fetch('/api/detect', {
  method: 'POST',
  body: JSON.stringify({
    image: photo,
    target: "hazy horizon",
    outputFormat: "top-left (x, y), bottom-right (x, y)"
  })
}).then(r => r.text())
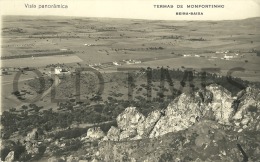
top-left (2, 15), bottom-right (260, 22)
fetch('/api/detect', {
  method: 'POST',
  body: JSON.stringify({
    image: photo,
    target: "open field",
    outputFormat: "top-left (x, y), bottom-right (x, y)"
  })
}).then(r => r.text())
top-left (2, 16), bottom-right (260, 63)
top-left (1, 55), bottom-right (83, 67)
top-left (123, 55), bottom-right (260, 82)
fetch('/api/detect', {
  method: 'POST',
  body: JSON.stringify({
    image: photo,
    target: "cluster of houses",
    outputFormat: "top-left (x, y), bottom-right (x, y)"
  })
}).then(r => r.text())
top-left (215, 50), bottom-right (240, 60)
top-left (123, 59), bottom-right (142, 64)
top-left (221, 53), bottom-right (239, 60)
top-left (112, 59), bottom-right (142, 66)
top-left (84, 43), bottom-right (93, 46)
top-left (53, 66), bottom-right (70, 75)
top-left (182, 50), bottom-right (241, 60)
top-left (183, 54), bottom-right (202, 58)
top-left (47, 66), bottom-right (70, 75)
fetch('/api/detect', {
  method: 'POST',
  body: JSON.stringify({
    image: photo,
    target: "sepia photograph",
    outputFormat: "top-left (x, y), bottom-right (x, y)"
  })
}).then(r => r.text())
top-left (0, 0), bottom-right (260, 161)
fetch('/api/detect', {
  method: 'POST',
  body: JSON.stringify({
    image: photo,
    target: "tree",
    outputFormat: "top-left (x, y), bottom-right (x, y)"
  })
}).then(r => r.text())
top-left (21, 105), bottom-right (28, 111)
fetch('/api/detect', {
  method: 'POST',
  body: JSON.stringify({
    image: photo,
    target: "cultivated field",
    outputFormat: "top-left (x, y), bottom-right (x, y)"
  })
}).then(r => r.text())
top-left (2, 55), bottom-right (83, 67)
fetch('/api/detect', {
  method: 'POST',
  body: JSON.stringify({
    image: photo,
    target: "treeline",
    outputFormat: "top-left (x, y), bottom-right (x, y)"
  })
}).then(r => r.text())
top-left (1, 104), bottom-right (114, 139)
top-left (1, 67), bottom-right (257, 140)
top-left (142, 67), bottom-right (254, 96)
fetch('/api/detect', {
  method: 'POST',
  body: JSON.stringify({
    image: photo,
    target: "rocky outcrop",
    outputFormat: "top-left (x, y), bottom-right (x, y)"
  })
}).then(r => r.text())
top-left (232, 87), bottom-right (260, 132)
top-left (103, 107), bottom-right (146, 141)
top-left (25, 141), bottom-right (39, 155)
top-left (23, 129), bottom-right (40, 157)
top-left (98, 120), bottom-right (260, 162)
top-left (206, 84), bottom-right (234, 124)
top-left (5, 151), bottom-right (14, 162)
top-left (48, 157), bottom-right (66, 162)
top-left (86, 127), bottom-right (105, 140)
top-left (48, 156), bottom-right (80, 162)
top-left (66, 155), bottom-right (79, 162)
top-left (149, 91), bottom-right (206, 138)
top-left (119, 129), bottom-right (137, 140)
top-left (116, 107), bottom-right (145, 131)
top-left (136, 110), bottom-right (161, 137)
top-left (25, 128), bottom-right (39, 141)
top-left (104, 84), bottom-right (260, 141)
top-left (103, 126), bottom-right (120, 141)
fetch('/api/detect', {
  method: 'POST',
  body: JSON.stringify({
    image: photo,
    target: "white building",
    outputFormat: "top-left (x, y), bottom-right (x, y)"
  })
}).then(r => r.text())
top-left (224, 54), bottom-right (234, 60)
top-left (54, 67), bottom-right (62, 74)
top-left (54, 66), bottom-right (70, 75)
top-left (113, 61), bottom-right (121, 66)
top-left (126, 59), bottom-right (142, 64)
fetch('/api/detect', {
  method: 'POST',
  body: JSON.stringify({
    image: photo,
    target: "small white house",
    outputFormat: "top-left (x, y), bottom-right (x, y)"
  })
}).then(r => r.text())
top-left (224, 54), bottom-right (234, 60)
top-left (113, 61), bottom-right (121, 66)
top-left (55, 67), bottom-right (62, 74)
top-left (54, 66), bottom-right (70, 75)
top-left (126, 59), bottom-right (141, 64)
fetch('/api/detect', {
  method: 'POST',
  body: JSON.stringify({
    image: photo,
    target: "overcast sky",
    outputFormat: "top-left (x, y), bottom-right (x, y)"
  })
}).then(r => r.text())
top-left (0, 0), bottom-right (260, 20)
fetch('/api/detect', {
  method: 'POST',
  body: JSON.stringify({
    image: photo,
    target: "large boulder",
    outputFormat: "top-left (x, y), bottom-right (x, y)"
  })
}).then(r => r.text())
top-left (104, 126), bottom-right (121, 141)
top-left (116, 107), bottom-right (145, 131)
top-left (25, 141), bottom-right (39, 156)
top-left (25, 128), bottom-right (39, 141)
top-left (232, 87), bottom-right (260, 131)
top-left (137, 110), bottom-right (161, 137)
top-left (119, 129), bottom-right (137, 141)
top-left (86, 127), bottom-right (105, 140)
top-left (48, 157), bottom-right (66, 162)
top-left (206, 84), bottom-right (234, 124)
top-left (5, 151), bottom-right (14, 162)
top-left (233, 87), bottom-right (260, 120)
top-left (66, 155), bottom-right (79, 162)
top-left (149, 92), bottom-right (204, 138)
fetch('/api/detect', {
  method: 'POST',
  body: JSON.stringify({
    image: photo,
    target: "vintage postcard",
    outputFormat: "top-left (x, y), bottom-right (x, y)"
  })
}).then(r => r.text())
top-left (0, 0), bottom-right (260, 161)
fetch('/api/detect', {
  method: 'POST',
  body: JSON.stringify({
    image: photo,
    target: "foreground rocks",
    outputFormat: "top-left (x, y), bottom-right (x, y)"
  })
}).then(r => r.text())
top-left (103, 84), bottom-right (260, 142)
top-left (206, 84), bottom-right (234, 124)
top-left (3, 84), bottom-right (259, 162)
top-left (99, 120), bottom-right (260, 162)
top-left (232, 87), bottom-right (260, 132)
top-left (4, 151), bottom-right (14, 162)
top-left (86, 127), bottom-right (105, 140)
top-left (98, 84), bottom-right (260, 161)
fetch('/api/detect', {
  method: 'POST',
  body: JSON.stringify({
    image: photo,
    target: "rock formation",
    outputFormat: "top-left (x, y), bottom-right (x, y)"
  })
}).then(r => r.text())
top-left (149, 91), bottom-right (205, 138)
top-left (86, 127), bottom-right (105, 140)
top-left (25, 141), bottom-right (39, 155)
top-left (103, 84), bottom-right (260, 141)
top-left (25, 128), bottom-right (39, 141)
top-left (232, 86), bottom-right (260, 132)
top-left (5, 151), bottom-right (14, 162)
top-left (206, 84), bottom-right (234, 124)
top-left (116, 107), bottom-right (145, 131)
top-left (103, 126), bottom-right (120, 141)
top-left (137, 110), bottom-right (161, 137)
